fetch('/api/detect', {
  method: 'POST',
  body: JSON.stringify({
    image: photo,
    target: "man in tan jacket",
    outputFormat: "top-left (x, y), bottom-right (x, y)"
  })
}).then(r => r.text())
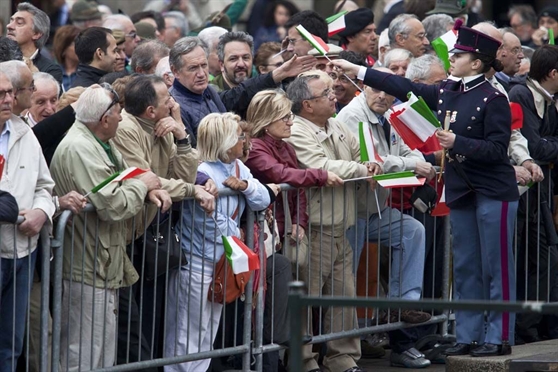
top-left (111, 75), bottom-right (215, 367)
top-left (50, 84), bottom-right (167, 371)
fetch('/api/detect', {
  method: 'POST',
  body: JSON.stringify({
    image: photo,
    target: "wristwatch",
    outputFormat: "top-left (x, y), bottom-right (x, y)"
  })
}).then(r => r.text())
top-left (177, 134), bottom-right (190, 146)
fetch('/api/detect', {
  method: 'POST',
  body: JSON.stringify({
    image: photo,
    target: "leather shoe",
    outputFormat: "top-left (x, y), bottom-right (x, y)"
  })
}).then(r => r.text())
top-left (390, 347), bottom-right (431, 368)
top-left (470, 343), bottom-right (511, 357)
top-left (444, 342), bottom-right (478, 356)
top-left (360, 340), bottom-right (386, 359)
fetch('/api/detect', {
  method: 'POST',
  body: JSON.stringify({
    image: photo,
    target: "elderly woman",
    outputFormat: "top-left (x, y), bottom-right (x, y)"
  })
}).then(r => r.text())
top-left (164, 113), bottom-right (271, 372)
top-left (244, 89), bottom-right (343, 261)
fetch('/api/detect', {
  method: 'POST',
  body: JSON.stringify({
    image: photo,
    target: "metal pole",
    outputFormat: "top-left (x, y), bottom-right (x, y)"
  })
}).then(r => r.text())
top-left (242, 209), bottom-right (256, 372)
top-left (440, 214), bottom-right (451, 337)
top-left (288, 281), bottom-right (306, 372)
top-left (39, 227), bottom-right (51, 372)
top-left (254, 211), bottom-right (266, 372)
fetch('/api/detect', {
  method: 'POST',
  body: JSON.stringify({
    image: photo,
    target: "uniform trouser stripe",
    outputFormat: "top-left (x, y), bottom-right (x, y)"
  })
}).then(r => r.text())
top-left (500, 201), bottom-right (510, 342)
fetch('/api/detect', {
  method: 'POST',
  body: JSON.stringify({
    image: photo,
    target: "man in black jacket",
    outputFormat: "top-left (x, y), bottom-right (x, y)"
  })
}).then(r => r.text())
top-left (6, 3), bottom-right (62, 84)
top-left (72, 27), bottom-right (118, 88)
top-left (509, 44), bottom-right (558, 343)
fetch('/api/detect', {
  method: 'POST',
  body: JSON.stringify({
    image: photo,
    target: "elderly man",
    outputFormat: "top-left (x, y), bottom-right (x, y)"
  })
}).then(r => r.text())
top-left (388, 14), bottom-right (429, 58)
top-left (72, 27), bottom-right (118, 88)
top-left (509, 45), bottom-right (558, 344)
top-left (338, 8), bottom-right (378, 66)
top-left (0, 61), bottom-right (34, 117)
top-left (198, 26), bottom-right (228, 79)
top-left (25, 72), bottom-right (59, 126)
top-left (495, 28), bottom-right (525, 90)
top-left (422, 14), bottom-right (455, 43)
top-left (103, 14), bottom-right (141, 60)
top-left (131, 40), bottom-right (170, 74)
top-left (0, 70), bottom-right (55, 372)
top-left (338, 67), bottom-right (432, 369)
top-left (70, 0), bottom-right (103, 30)
top-left (112, 75), bottom-right (214, 368)
top-left (170, 36), bottom-right (313, 147)
top-left (6, 2), bottom-right (62, 83)
top-left (383, 48), bottom-right (413, 77)
top-left (50, 84), bottom-right (167, 371)
top-left (285, 71), bottom-right (383, 372)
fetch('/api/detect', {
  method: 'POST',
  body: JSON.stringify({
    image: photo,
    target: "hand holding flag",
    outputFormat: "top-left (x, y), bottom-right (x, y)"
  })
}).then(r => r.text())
top-left (84, 167), bottom-right (149, 197)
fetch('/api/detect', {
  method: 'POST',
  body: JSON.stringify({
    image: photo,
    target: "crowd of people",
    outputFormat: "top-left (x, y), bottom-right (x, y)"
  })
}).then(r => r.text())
top-left (0, 0), bottom-right (557, 371)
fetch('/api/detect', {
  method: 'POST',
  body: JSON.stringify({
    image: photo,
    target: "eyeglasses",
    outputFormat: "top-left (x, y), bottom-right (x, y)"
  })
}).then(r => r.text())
top-left (238, 133), bottom-right (246, 141)
top-left (328, 72), bottom-right (357, 84)
top-left (508, 47), bottom-right (523, 55)
top-left (99, 83), bottom-right (120, 121)
top-left (280, 112), bottom-right (295, 123)
top-left (125, 31), bottom-right (137, 39)
top-left (414, 32), bottom-right (427, 40)
top-left (262, 62), bottom-right (284, 68)
top-left (306, 88), bottom-right (334, 101)
top-left (0, 89), bottom-right (14, 102)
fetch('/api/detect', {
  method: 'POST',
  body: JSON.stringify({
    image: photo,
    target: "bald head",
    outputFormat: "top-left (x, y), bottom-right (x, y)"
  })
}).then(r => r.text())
top-left (472, 22), bottom-right (503, 43)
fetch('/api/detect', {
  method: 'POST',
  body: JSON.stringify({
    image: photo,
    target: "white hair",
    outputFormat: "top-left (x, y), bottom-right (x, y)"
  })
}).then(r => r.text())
top-left (102, 14), bottom-right (131, 31)
top-left (33, 72), bottom-right (61, 97)
top-left (155, 56), bottom-right (172, 77)
top-left (379, 29), bottom-right (390, 48)
top-left (198, 26), bottom-right (228, 53)
top-left (405, 54), bottom-right (445, 82)
top-left (75, 86), bottom-right (113, 124)
top-left (384, 48), bottom-right (413, 68)
top-left (0, 61), bottom-right (30, 89)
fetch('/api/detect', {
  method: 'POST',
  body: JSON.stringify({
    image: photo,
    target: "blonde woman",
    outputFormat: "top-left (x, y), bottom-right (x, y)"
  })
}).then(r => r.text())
top-left (164, 113), bottom-right (271, 372)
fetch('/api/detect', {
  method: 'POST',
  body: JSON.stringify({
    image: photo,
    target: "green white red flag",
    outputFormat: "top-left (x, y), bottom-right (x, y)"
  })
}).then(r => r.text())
top-left (372, 171), bottom-right (426, 189)
top-left (223, 235), bottom-right (260, 274)
top-left (359, 121), bottom-right (383, 163)
top-left (296, 25), bottom-right (330, 56)
top-left (86, 167), bottom-right (148, 197)
top-left (387, 92), bottom-right (441, 152)
top-left (431, 29), bottom-right (458, 71)
top-left (326, 11), bottom-right (347, 37)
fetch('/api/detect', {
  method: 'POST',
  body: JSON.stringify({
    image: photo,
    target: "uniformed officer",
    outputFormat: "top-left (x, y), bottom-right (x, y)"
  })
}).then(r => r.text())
top-left (331, 20), bottom-right (519, 357)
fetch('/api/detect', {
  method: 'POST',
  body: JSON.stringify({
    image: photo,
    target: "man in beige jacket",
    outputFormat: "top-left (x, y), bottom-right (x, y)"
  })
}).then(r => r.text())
top-left (285, 71), bottom-right (382, 372)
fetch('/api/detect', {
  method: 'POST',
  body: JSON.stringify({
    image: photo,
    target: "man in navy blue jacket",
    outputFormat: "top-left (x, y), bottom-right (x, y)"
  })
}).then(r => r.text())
top-left (169, 36), bottom-right (314, 147)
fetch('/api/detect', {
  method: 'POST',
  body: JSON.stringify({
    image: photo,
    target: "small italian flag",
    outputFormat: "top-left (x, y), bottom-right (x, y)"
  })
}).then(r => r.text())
top-left (326, 11), bottom-right (347, 37)
top-left (85, 167), bottom-right (148, 197)
top-left (359, 121), bottom-right (383, 163)
top-left (223, 235), bottom-right (260, 274)
top-left (372, 171), bottom-right (426, 189)
top-left (431, 29), bottom-right (458, 71)
top-left (387, 92), bottom-right (441, 152)
top-left (296, 24), bottom-right (330, 56)
top-left (431, 183), bottom-right (449, 216)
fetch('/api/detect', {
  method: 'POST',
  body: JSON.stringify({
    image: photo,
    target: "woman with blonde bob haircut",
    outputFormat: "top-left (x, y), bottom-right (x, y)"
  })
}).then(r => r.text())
top-left (244, 90), bottom-right (343, 265)
top-left (165, 112), bottom-right (271, 372)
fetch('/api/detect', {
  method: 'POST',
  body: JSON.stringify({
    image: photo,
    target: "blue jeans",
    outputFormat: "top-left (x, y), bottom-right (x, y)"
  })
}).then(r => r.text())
top-left (346, 207), bottom-right (426, 300)
top-left (0, 249), bottom-right (38, 372)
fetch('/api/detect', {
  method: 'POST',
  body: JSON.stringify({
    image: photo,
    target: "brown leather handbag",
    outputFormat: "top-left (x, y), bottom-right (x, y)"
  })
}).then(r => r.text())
top-left (208, 256), bottom-right (250, 304)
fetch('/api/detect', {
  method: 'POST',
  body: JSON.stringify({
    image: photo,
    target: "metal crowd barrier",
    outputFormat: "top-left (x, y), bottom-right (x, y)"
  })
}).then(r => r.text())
top-left (3, 172), bottom-right (558, 371)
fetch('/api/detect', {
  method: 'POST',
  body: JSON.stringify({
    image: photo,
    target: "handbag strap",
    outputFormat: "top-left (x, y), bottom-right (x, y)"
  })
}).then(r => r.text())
top-left (231, 161), bottom-right (240, 220)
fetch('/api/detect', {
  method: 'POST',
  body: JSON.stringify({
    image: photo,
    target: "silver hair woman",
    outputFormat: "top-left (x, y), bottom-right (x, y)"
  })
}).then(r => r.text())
top-left (164, 112), bottom-right (271, 372)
